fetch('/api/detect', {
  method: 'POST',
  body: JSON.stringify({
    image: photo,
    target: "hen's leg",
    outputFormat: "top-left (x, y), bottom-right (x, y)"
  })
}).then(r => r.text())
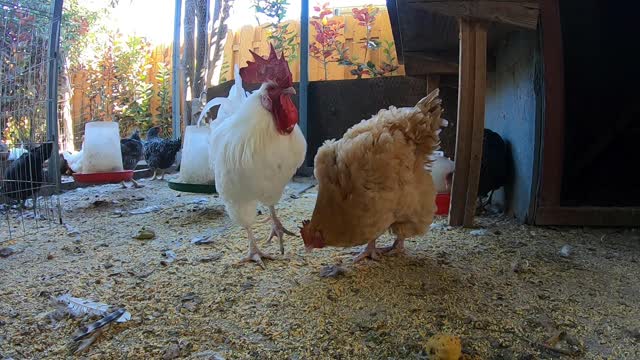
top-left (265, 205), bottom-right (295, 255)
top-left (353, 240), bottom-right (381, 262)
top-left (159, 169), bottom-right (165, 180)
top-left (380, 237), bottom-right (405, 255)
top-left (120, 181), bottom-right (128, 189)
top-left (150, 169), bottom-right (157, 180)
top-left (237, 226), bottom-right (275, 269)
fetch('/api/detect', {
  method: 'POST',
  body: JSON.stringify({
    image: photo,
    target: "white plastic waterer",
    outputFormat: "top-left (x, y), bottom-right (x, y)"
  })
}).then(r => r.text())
top-left (178, 125), bottom-right (214, 184)
top-left (82, 121), bottom-right (124, 173)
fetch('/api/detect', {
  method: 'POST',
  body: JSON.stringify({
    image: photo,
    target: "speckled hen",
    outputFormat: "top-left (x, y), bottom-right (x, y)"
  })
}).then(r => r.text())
top-left (143, 126), bottom-right (181, 180)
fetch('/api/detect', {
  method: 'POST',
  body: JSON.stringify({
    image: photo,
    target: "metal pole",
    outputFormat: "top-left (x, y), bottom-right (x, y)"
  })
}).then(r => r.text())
top-left (172, 0), bottom-right (183, 140)
top-left (46, 0), bottom-right (64, 191)
top-left (299, 0), bottom-right (309, 164)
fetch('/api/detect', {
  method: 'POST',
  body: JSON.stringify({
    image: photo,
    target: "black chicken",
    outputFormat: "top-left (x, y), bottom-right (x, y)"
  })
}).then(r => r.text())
top-left (143, 126), bottom-right (181, 180)
top-left (120, 130), bottom-right (145, 188)
top-left (478, 129), bottom-right (509, 207)
top-left (1, 142), bottom-right (53, 208)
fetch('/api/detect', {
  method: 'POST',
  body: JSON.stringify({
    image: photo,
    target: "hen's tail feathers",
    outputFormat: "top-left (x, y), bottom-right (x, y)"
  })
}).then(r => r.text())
top-left (412, 88), bottom-right (448, 161)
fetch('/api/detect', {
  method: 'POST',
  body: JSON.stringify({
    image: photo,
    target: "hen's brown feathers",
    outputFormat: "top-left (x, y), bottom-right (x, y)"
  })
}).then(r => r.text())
top-left (307, 89), bottom-right (446, 248)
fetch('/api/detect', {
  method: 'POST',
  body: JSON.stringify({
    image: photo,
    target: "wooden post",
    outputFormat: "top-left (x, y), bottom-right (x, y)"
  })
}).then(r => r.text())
top-left (299, 0), bottom-right (309, 145)
top-left (172, 0), bottom-right (182, 139)
top-left (449, 19), bottom-right (487, 227)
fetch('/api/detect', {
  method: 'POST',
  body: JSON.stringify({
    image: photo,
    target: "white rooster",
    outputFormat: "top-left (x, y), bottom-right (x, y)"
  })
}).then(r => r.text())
top-left (205, 45), bottom-right (306, 268)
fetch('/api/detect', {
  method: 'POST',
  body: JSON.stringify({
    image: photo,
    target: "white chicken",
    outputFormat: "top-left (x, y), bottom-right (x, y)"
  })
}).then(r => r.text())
top-left (205, 45), bottom-right (306, 268)
top-left (430, 151), bottom-right (455, 193)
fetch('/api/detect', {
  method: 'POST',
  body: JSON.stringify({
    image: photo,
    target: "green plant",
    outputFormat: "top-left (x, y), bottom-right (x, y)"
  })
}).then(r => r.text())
top-left (1, 0), bottom-right (100, 144)
top-left (381, 40), bottom-right (399, 75)
top-left (337, 6), bottom-right (399, 79)
top-left (219, 60), bottom-right (231, 82)
top-left (309, 2), bottom-right (345, 80)
top-left (155, 62), bottom-right (173, 136)
top-left (253, 0), bottom-right (298, 62)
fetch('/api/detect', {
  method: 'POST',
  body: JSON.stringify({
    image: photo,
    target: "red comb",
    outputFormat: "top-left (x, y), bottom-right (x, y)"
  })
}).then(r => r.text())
top-left (239, 44), bottom-right (293, 88)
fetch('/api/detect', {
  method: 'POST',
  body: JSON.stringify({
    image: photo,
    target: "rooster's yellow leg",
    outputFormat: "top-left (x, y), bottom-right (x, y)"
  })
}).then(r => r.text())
top-left (237, 226), bottom-right (275, 269)
top-left (353, 240), bottom-right (381, 262)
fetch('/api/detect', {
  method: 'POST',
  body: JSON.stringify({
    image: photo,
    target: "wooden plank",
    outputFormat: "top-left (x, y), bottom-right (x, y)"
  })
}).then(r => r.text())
top-left (535, 206), bottom-right (640, 227)
top-left (535, 0), bottom-right (565, 210)
top-left (403, 52), bottom-right (459, 75)
top-left (409, 1), bottom-right (539, 29)
top-left (449, 19), bottom-right (475, 226)
top-left (462, 21), bottom-right (487, 227)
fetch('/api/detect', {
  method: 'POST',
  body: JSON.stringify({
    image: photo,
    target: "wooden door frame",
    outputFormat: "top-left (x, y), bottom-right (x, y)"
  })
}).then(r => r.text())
top-left (533, 0), bottom-right (640, 226)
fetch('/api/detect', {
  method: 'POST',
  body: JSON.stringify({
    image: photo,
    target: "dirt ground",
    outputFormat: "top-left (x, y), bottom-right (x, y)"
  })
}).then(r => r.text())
top-left (1, 176), bottom-right (639, 360)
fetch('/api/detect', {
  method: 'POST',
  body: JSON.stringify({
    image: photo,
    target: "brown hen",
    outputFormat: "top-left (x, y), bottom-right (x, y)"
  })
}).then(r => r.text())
top-left (301, 89), bottom-right (447, 261)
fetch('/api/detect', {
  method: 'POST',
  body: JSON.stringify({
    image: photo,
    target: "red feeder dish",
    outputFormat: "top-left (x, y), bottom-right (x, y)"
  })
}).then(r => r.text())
top-left (435, 193), bottom-right (450, 215)
top-left (73, 170), bottom-right (134, 184)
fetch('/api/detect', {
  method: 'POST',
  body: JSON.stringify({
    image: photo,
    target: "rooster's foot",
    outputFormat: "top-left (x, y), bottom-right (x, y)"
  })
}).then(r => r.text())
top-left (379, 238), bottom-right (405, 256)
top-left (236, 250), bottom-right (275, 269)
top-left (265, 206), bottom-right (296, 255)
top-left (266, 222), bottom-right (295, 254)
top-left (353, 241), bottom-right (381, 262)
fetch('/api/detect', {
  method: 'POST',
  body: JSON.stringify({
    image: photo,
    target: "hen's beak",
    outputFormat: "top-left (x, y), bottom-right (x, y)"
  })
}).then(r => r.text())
top-left (283, 87), bottom-right (296, 95)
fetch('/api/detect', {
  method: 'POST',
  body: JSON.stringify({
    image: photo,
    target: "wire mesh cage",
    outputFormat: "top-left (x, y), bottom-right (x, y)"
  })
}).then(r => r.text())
top-left (1, 0), bottom-right (62, 240)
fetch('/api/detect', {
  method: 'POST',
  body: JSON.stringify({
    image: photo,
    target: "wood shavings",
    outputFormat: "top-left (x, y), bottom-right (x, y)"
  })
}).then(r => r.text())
top-left (1, 180), bottom-right (638, 359)
top-left (0, 246), bottom-right (15, 258)
top-left (132, 227), bottom-right (156, 240)
top-left (64, 223), bottom-right (80, 236)
top-left (319, 264), bottom-right (346, 278)
top-left (129, 205), bottom-right (162, 215)
top-left (191, 234), bottom-right (214, 245)
top-left (425, 333), bottom-right (462, 360)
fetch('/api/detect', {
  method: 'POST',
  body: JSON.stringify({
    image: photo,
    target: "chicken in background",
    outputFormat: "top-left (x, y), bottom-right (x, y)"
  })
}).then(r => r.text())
top-left (1, 142), bottom-right (54, 208)
top-left (61, 135), bottom-right (85, 174)
top-left (478, 128), bottom-right (508, 208)
top-left (301, 89), bottom-right (446, 261)
top-left (143, 126), bottom-right (181, 180)
top-left (430, 152), bottom-right (455, 193)
top-left (119, 130), bottom-right (144, 188)
top-left (207, 45), bottom-right (306, 268)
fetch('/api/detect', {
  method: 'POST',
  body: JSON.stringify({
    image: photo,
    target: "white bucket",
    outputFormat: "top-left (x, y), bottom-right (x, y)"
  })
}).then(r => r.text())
top-left (178, 125), bottom-right (214, 184)
top-left (82, 121), bottom-right (123, 173)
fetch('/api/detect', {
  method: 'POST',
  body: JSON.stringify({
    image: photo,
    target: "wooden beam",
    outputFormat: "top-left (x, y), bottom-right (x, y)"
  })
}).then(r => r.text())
top-left (463, 22), bottom-right (487, 226)
top-left (409, 1), bottom-right (539, 30)
top-left (535, 206), bottom-right (640, 227)
top-left (403, 52), bottom-right (459, 75)
top-left (536, 0), bottom-right (565, 209)
top-left (449, 19), bottom-right (487, 227)
top-left (449, 19), bottom-right (474, 226)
